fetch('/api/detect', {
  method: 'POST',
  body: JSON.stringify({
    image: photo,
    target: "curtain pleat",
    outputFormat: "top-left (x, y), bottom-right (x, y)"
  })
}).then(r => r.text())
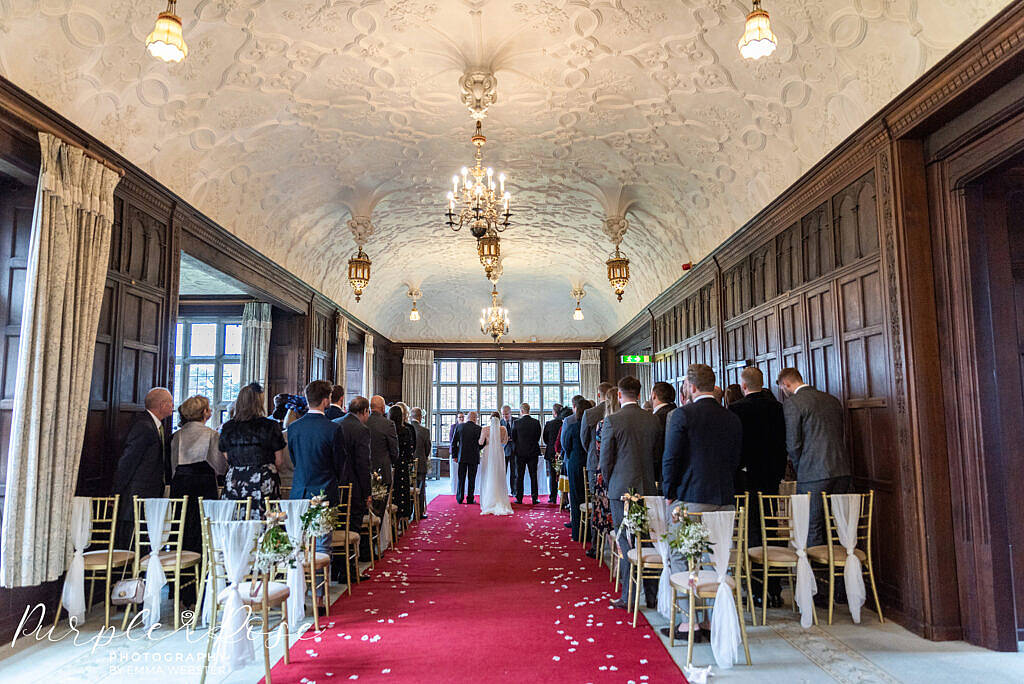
top-left (1, 132), bottom-right (120, 586)
top-left (363, 333), bottom-right (375, 397)
top-left (580, 348), bottom-right (602, 402)
top-left (336, 317), bottom-right (349, 387)
top-left (401, 349), bottom-right (434, 422)
top-left (240, 302), bottom-right (272, 391)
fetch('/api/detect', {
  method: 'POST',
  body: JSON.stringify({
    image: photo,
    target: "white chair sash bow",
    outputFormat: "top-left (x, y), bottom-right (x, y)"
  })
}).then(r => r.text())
top-left (200, 500), bottom-right (245, 626)
top-left (142, 498), bottom-right (171, 629)
top-left (277, 499), bottom-right (310, 629)
top-left (830, 494), bottom-right (866, 623)
top-left (703, 510), bottom-right (741, 669)
top-left (380, 507), bottom-right (392, 550)
top-left (212, 520), bottom-right (261, 672)
top-left (643, 496), bottom-right (673, 618)
top-left (60, 497), bottom-right (92, 624)
top-left (789, 494), bottom-right (816, 628)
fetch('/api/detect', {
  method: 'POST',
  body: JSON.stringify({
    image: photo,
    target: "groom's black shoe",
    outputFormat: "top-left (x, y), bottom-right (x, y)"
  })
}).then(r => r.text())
top-left (610, 599), bottom-right (628, 610)
top-left (467, 498), bottom-right (476, 504)
top-left (515, 499), bottom-right (524, 504)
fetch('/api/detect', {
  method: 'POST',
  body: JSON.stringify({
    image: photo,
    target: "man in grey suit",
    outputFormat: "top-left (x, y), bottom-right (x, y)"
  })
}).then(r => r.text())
top-left (600, 375), bottom-right (662, 610)
top-left (367, 395), bottom-right (399, 491)
top-left (581, 381), bottom-right (614, 489)
top-left (410, 407), bottom-right (432, 518)
top-left (776, 367), bottom-right (852, 547)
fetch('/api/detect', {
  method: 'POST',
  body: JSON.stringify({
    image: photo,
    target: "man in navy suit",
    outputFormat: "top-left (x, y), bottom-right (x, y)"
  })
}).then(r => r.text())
top-left (289, 380), bottom-right (343, 551)
top-left (451, 412), bottom-right (483, 504)
top-left (325, 384), bottom-right (346, 420)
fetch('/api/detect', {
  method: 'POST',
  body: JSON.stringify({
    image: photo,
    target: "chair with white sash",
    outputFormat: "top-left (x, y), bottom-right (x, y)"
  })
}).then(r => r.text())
top-left (808, 491), bottom-right (883, 625)
top-left (199, 519), bottom-right (291, 684)
top-left (124, 496), bottom-right (202, 631)
top-left (748, 493), bottom-right (818, 626)
top-left (668, 507), bottom-right (751, 669)
top-left (53, 496), bottom-right (132, 628)
top-left (196, 497), bottom-right (252, 627)
top-left (332, 484), bottom-right (361, 594)
top-left (267, 498), bottom-right (331, 631)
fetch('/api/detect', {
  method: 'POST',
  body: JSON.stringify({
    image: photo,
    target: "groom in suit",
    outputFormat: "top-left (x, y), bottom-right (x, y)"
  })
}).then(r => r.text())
top-left (451, 411), bottom-right (482, 504)
top-left (510, 403), bottom-right (542, 504)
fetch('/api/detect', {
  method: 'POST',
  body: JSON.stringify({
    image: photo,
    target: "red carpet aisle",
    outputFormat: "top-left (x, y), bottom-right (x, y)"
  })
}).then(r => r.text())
top-left (267, 495), bottom-right (686, 683)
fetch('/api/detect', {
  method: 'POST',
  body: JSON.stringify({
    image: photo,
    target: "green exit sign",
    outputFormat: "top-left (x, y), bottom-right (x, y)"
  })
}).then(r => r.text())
top-left (620, 355), bottom-right (651, 364)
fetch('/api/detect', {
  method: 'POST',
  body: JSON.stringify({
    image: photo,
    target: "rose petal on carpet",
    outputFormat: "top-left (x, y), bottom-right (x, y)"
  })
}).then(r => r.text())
top-left (265, 494), bottom-right (686, 683)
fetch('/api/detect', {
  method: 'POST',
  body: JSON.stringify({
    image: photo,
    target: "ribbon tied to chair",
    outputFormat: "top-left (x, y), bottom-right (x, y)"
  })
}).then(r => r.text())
top-left (703, 510), bottom-right (741, 669)
top-left (60, 496), bottom-right (93, 624)
top-left (212, 520), bottom-right (261, 672)
top-left (789, 493), bottom-right (817, 628)
top-left (830, 493), bottom-right (866, 623)
top-left (277, 499), bottom-right (310, 629)
top-left (642, 496), bottom-right (673, 618)
top-left (142, 498), bottom-right (172, 629)
top-left (200, 500), bottom-right (245, 626)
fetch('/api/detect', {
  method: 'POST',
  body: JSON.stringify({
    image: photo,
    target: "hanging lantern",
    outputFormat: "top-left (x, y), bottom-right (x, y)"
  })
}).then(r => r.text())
top-left (146, 0), bottom-right (188, 63)
top-left (347, 248), bottom-right (371, 302)
top-left (606, 247), bottom-right (630, 302)
top-left (477, 231), bottom-right (501, 273)
top-left (571, 286), bottom-right (586, 321)
top-left (738, 0), bottom-right (777, 60)
top-left (409, 301), bottom-right (421, 321)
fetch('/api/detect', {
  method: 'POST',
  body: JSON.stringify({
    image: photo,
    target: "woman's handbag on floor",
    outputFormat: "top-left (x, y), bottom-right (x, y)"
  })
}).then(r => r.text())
top-left (110, 528), bottom-right (145, 605)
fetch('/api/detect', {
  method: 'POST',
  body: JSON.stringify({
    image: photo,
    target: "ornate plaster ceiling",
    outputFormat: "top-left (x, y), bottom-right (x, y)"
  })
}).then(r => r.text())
top-left (0, 0), bottom-right (1010, 342)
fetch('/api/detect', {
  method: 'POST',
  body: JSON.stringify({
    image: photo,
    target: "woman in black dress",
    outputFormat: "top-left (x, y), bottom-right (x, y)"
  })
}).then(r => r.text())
top-left (389, 404), bottom-right (415, 520)
top-left (219, 383), bottom-right (286, 509)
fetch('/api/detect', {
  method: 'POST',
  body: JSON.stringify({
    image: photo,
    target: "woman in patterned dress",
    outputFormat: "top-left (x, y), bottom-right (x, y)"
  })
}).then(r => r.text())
top-left (390, 403), bottom-right (416, 520)
top-left (590, 391), bottom-right (619, 553)
top-left (219, 383), bottom-right (286, 509)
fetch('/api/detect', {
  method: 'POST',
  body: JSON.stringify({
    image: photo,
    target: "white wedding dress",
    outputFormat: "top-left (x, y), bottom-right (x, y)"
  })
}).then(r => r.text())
top-left (479, 416), bottom-right (514, 516)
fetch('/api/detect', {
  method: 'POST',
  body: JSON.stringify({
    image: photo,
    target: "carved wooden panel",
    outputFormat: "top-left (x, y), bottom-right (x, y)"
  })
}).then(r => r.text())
top-left (802, 202), bottom-right (835, 283)
top-left (751, 307), bottom-right (780, 392)
top-left (776, 222), bottom-right (802, 294)
top-left (723, 320), bottom-right (751, 387)
top-left (834, 170), bottom-right (880, 267)
top-left (805, 286), bottom-right (841, 396)
top-left (120, 204), bottom-right (166, 289)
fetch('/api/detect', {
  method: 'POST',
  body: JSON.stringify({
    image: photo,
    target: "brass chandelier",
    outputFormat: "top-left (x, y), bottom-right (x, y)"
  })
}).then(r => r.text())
top-left (446, 121), bottom-right (512, 238)
top-left (477, 229), bottom-right (501, 281)
top-left (347, 248), bottom-right (371, 302)
top-left (606, 247), bottom-right (631, 302)
top-left (480, 285), bottom-right (510, 343)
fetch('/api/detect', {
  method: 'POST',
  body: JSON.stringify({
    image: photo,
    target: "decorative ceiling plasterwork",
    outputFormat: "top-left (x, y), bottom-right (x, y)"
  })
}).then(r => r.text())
top-left (0, 0), bottom-right (1009, 342)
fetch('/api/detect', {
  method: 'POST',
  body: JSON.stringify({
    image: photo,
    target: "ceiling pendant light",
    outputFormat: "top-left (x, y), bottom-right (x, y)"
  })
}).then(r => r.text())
top-left (738, 0), bottom-right (777, 60)
top-left (347, 248), bottom-right (371, 302)
top-left (480, 285), bottom-right (510, 343)
top-left (606, 247), bottom-right (631, 302)
top-left (407, 287), bottom-right (422, 321)
top-left (571, 286), bottom-right (586, 321)
top-left (146, 0), bottom-right (188, 63)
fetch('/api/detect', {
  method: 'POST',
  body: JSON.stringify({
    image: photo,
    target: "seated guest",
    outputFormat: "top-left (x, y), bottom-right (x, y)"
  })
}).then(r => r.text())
top-left (112, 387), bottom-right (173, 549)
top-left (220, 383), bottom-right (286, 509)
top-left (600, 376), bottom-right (661, 610)
top-left (542, 404), bottom-right (563, 504)
top-left (288, 380), bottom-right (341, 552)
top-left (390, 403), bottom-right (416, 519)
top-left (336, 396), bottom-right (373, 567)
top-left (410, 407), bottom-right (431, 519)
top-left (169, 395), bottom-right (227, 555)
top-left (325, 384), bottom-right (346, 420)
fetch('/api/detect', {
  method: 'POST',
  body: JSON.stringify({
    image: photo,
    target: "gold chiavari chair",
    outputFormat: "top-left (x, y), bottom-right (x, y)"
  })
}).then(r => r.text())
top-left (668, 507), bottom-right (752, 667)
top-left (626, 532), bottom-right (664, 628)
top-left (332, 484), bottom-right (361, 595)
top-left (579, 480), bottom-right (593, 548)
top-left (199, 518), bottom-right (291, 684)
top-left (408, 461), bottom-right (421, 523)
top-left (266, 498), bottom-right (331, 631)
top-left (123, 496), bottom-right (202, 631)
top-left (360, 487), bottom-right (387, 566)
top-left (748, 494), bottom-right (816, 626)
top-left (52, 496), bottom-right (132, 629)
top-left (195, 496), bottom-right (252, 625)
top-left (808, 490), bottom-right (884, 625)
top-left (733, 492), bottom-right (755, 622)
top-left (609, 530), bottom-right (624, 589)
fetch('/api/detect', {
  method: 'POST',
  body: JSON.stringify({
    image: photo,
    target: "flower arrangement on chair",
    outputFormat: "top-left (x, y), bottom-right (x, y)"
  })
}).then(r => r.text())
top-left (300, 493), bottom-right (339, 539)
top-left (252, 510), bottom-right (301, 594)
top-left (370, 471), bottom-right (389, 502)
top-left (618, 490), bottom-right (650, 539)
top-left (665, 504), bottom-right (714, 588)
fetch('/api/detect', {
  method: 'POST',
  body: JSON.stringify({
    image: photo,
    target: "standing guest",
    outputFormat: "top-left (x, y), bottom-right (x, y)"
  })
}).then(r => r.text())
top-left (600, 376), bottom-right (661, 610)
top-left (112, 387), bottom-right (174, 549)
top-left (367, 395), bottom-right (399, 488)
top-left (389, 404), bottom-right (416, 519)
top-left (650, 381), bottom-right (677, 490)
top-left (776, 367), bottom-right (851, 546)
top-left (410, 407), bottom-right (432, 519)
top-left (325, 385), bottom-right (346, 420)
top-left (642, 400), bottom-right (654, 411)
top-left (724, 383), bottom-right (744, 407)
top-left (500, 405), bottom-right (516, 492)
top-left (729, 366), bottom-right (787, 607)
top-left (336, 396), bottom-right (373, 568)
top-left (219, 383), bottom-right (287, 509)
top-left (451, 411), bottom-right (483, 504)
top-left (169, 395), bottom-right (227, 555)
top-left (510, 403), bottom-right (542, 504)
top-left (588, 390), bottom-right (619, 559)
top-left (288, 380), bottom-right (342, 553)
top-left (712, 385), bottom-right (725, 404)
top-left (561, 396), bottom-right (591, 541)
top-left (449, 412), bottom-right (465, 449)
top-left (582, 382), bottom-right (614, 491)
top-left (542, 404), bottom-right (564, 504)
top-left (662, 364), bottom-right (742, 512)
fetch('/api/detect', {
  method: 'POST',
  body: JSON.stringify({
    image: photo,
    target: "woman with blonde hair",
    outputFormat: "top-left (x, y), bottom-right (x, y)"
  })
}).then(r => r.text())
top-left (588, 391), bottom-right (619, 558)
top-left (218, 382), bottom-right (287, 506)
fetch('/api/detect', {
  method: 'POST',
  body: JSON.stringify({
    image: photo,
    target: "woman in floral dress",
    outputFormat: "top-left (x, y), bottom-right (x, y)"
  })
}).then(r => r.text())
top-left (219, 383), bottom-right (287, 510)
top-left (390, 404), bottom-right (416, 520)
top-left (591, 391), bottom-right (619, 553)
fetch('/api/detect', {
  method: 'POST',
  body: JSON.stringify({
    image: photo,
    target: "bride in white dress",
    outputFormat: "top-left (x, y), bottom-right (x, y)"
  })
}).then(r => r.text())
top-left (478, 412), bottom-right (514, 516)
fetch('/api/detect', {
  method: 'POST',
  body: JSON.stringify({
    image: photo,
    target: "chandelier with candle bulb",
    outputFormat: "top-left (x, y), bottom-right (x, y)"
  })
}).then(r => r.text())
top-left (480, 285), bottom-right (510, 343)
top-left (446, 121), bottom-right (512, 238)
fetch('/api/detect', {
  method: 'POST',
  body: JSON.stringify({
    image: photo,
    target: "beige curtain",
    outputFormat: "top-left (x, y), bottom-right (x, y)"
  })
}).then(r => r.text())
top-left (580, 348), bottom-right (602, 402)
top-left (363, 333), bottom-right (375, 397)
top-left (336, 316), bottom-right (349, 388)
top-left (240, 302), bottom-right (272, 390)
top-left (1, 133), bottom-right (119, 586)
top-left (401, 349), bottom-right (434, 422)
top-left (636, 361), bottom-right (653, 402)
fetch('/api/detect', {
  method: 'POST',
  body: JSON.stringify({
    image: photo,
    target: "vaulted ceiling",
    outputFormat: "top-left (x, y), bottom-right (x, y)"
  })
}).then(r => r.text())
top-left (0, 0), bottom-right (1009, 341)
